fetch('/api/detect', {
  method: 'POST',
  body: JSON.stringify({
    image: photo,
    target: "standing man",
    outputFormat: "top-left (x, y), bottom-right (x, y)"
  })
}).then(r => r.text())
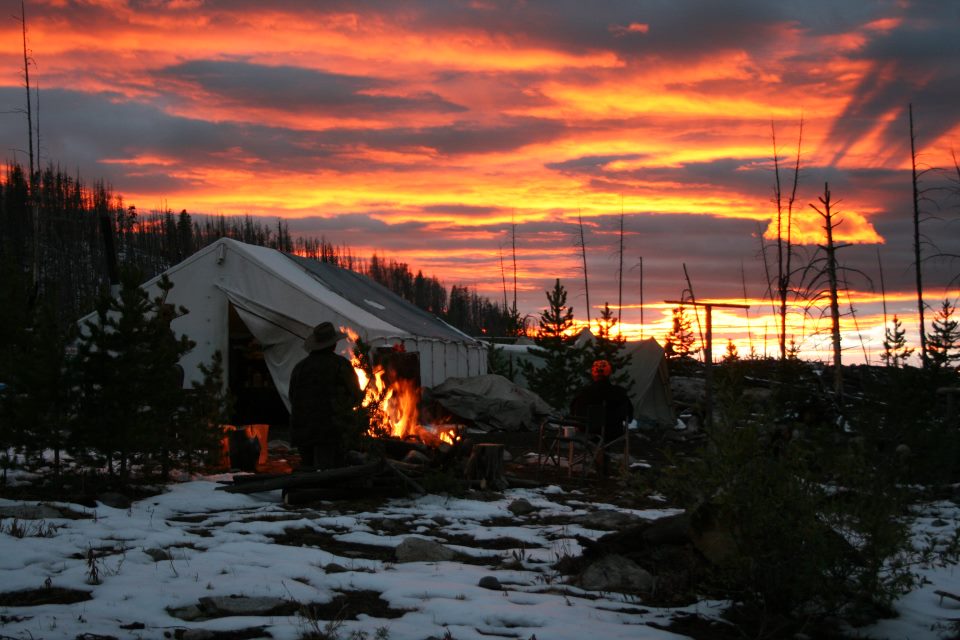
top-left (569, 359), bottom-right (633, 475)
top-left (289, 322), bottom-right (363, 469)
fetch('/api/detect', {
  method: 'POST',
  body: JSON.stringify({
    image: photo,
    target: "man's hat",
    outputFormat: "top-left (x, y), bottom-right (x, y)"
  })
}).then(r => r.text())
top-left (304, 321), bottom-right (348, 352)
top-left (591, 359), bottom-right (613, 381)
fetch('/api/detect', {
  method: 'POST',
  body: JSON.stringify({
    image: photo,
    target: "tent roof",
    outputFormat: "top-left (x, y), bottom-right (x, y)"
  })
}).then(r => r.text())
top-left (286, 253), bottom-right (477, 344)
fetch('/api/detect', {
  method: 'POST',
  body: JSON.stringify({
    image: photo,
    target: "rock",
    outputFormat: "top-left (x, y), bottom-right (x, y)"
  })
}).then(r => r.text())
top-left (670, 376), bottom-right (706, 404)
top-left (0, 504), bottom-right (65, 519)
top-left (97, 492), bottom-right (132, 509)
top-left (478, 576), bottom-right (503, 591)
top-left (507, 498), bottom-right (536, 516)
top-left (197, 595), bottom-right (296, 617)
top-left (324, 562), bottom-right (349, 574)
top-left (395, 536), bottom-right (456, 563)
top-left (579, 554), bottom-right (654, 593)
top-left (167, 604), bottom-right (205, 621)
top-left (143, 548), bottom-right (172, 562)
top-left (574, 509), bottom-right (643, 530)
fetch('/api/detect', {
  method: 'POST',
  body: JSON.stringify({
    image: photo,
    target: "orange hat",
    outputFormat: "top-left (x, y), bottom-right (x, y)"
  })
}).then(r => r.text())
top-left (591, 359), bottom-right (612, 381)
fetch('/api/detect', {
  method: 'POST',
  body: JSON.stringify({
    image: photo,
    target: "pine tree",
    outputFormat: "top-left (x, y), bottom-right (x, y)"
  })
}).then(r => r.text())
top-left (180, 350), bottom-right (232, 472)
top-left (0, 255), bottom-right (31, 471)
top-left (73, 269), bottom-right (195, 481)
top-left (722, 339), bottom-right (739, 363)
top-left (928, 300), bottom-right (959, 371)
top-left (664, 306), bottom-right (696, 360)
top-left (521, 279), bottom-right (582, 410)
top-left (2, 299), bottom-right (76, 475)
top-left (585, 302), bottom-right (631, 387)
top-left (486, 342), bottom-right (515, 381)
top-left (881, 315), bottom-right (913, 368)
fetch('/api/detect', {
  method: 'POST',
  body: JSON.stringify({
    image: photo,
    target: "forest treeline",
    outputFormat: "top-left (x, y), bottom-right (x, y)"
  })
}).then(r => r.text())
top-left (0, 162), bottom-right (521, 337)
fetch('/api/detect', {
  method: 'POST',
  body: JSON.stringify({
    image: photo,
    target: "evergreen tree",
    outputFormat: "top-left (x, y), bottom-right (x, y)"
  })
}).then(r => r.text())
top-left (73, 270), bottom-right (195, 481)
top-left (928, 300), bottom-right (959, 371)
top-left (486, 342), bottom-right (515, 381)
top-left (881, 315), bottom-right (913, 368)
top-left (2, 299), bottom-right (76, 475)
top-left (584, 302), bottom-right (632, 387)
top-left (664, 306), bottom-right (697, 359)
top-left (722, 339), bottom-right (739, 363)
top-left (521, 279), bottom-right (582, 411)
top-left (180, 350), bottom-right (232, 472)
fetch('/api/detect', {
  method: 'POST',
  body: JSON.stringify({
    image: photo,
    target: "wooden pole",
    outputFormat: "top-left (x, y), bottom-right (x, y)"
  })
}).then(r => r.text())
top-left (665, 300), bottom-right (749, 428)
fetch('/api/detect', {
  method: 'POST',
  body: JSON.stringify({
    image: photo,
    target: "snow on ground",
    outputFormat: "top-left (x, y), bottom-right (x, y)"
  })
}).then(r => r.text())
top-left (0, 476), bottom-right (957, 640)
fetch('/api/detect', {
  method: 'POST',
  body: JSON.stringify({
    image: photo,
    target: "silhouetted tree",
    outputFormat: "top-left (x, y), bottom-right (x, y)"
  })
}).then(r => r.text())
top-left (881, 315), bottom-right (913, 368)
top-left (522, 279), bottom-right (582, 410)
top-left (928, 299), bottom-right (959, 371)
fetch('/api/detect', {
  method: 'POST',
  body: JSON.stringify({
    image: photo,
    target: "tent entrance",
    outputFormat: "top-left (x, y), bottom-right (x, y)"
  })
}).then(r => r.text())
top-left (228, 304), bottom-right (289, 430)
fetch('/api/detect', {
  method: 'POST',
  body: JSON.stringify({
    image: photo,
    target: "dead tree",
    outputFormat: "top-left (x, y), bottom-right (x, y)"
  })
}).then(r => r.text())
top-left (766, 119), bottom-right (804, 361)
top-left (18, 0), bottom-right (40, 295)
top-left (576, 209), bottom-right (592, 329)
top-left (617, 203), bottom-right (625, 333)
top-left (809, 183), bottom-right (845, 398)
top-left (909, 104), bottom-right (929, 367)
top-left (511, 212), bottom-right (518, 314)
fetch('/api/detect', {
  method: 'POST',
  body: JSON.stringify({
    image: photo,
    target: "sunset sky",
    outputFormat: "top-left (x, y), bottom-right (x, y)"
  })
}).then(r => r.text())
top-left (2, 0), bottom-right (959, 363)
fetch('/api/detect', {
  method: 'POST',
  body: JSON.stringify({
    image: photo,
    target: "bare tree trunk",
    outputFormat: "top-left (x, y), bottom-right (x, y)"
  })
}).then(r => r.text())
top-left (511, 212), bottom-right (518, 314)
top-left (638, 256), bottom-right (644, 339)
top-left (21, 1), bottom-right (34, 183)
top-left (877, 247), bottom-right (888, 328)
top-left (811, 182), bottom-right (843, 400)
top-left (617, 203), bottom-right (624, 334)
top-left (499, 244), bottom-right (508, 310)
top-left (741, 260), bottom-right (753, 354)
top-left (682, 263), bottom-right (703, 353)
top-left (909, 104), bottom-right (928, 367)
top-left (21, 0), bottom-right (40, 296)
top-left (577, 209), bottom-right (591, 329)
top-left (771, 120), bottom-right (803, 361)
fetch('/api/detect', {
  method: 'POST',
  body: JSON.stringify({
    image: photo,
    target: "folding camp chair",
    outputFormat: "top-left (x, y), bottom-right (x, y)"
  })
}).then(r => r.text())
top-left (537, 415), bottom-right (604, 480)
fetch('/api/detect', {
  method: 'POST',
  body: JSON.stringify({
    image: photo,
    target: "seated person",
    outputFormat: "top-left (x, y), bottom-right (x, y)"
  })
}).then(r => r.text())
top-left (570, 360), bottom-right (633, 474)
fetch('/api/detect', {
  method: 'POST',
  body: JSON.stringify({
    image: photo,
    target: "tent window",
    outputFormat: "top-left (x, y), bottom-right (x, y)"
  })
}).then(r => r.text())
top-left (228, 305), bottom-right (289, 428)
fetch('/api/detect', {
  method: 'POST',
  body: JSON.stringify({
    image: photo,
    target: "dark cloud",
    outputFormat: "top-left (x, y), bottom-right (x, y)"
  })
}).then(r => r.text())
top-left (420, 204), bottom-right (506, 216)
top-left (316, 116), bottom-right (569, 155)
top-left (155, 60), bottom-right (466, 116)
top-left (546, 153), bottom-right (646, 174)
top-left (825, 6), bottom-right (960, 164)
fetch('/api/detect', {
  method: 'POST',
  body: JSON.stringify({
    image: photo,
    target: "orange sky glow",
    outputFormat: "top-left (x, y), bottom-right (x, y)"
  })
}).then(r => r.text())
top-left (2, 1), bottom-right (959, 365)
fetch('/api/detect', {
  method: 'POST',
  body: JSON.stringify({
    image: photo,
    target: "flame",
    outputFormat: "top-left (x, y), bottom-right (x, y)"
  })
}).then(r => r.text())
top-left (344, 333), bottom-right (461, 446)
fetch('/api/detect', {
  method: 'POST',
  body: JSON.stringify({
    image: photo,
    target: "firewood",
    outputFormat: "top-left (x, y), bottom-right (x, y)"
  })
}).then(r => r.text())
top-left (217, 460), bottom-right (384, 494)
top-left (386, 461), bottom-right (426, 494)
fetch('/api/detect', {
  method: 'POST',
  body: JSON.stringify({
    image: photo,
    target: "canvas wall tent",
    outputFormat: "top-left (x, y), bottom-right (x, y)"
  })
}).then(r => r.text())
top-left (490, 332), bottom-right (674, 427)
top-left (81, 238), bottom-right (486, 420)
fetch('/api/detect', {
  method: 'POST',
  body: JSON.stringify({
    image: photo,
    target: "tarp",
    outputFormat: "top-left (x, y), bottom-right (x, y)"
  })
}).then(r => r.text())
top-left (79, 238), bottom-right (487, 409)
top-left (423, 374), bottom-right (556, 432)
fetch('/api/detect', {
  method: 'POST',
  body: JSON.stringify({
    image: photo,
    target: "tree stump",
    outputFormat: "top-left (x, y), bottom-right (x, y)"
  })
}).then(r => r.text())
top-left (464, 443), bottom-right (507, 490)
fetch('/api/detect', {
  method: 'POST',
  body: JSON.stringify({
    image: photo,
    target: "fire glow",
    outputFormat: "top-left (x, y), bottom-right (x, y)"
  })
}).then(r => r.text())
top-left (342, 327), bottom-right (459, 447)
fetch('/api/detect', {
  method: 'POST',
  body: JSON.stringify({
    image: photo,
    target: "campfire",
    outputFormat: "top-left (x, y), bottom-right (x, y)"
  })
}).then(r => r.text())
top-left (344, 330), bottom-right (460, 448)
